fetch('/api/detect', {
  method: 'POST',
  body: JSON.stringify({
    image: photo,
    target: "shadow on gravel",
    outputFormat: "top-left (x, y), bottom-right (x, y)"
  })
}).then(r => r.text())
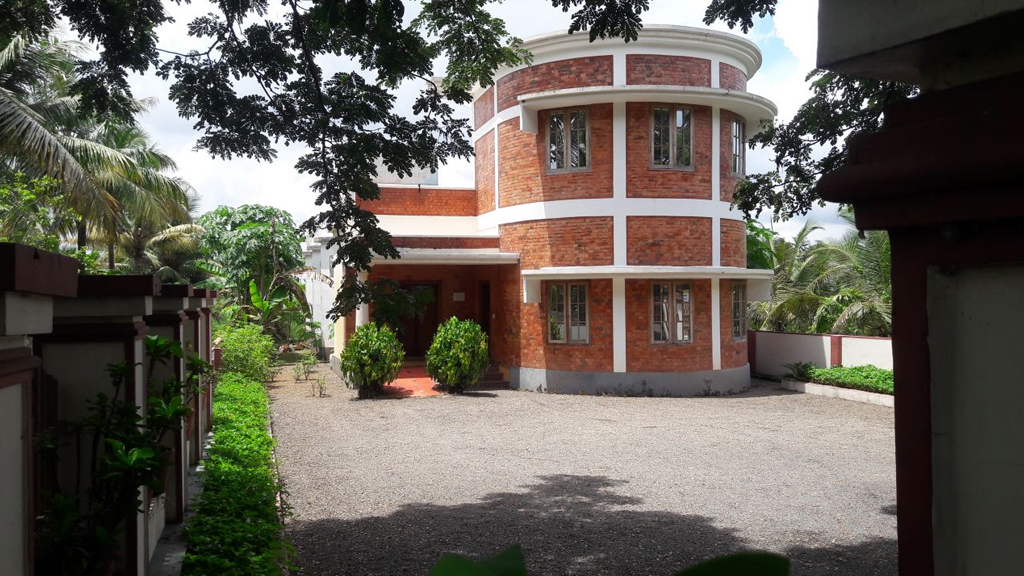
top-left (286, 474), bottom-right (896, 576)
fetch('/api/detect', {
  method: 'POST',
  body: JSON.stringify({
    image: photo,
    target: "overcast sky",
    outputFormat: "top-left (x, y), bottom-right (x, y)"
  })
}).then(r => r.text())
top-left (119, 0), bottom-right (844, 241)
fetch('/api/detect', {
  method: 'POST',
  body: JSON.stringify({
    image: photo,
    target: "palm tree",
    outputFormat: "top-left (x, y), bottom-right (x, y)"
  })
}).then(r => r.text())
top-left (0, 35), bottom-right (125, 231)
top-left (811, 211), bottom-right (892, 336)
top-left (748, 221), bottom-right (832, 333)
top-left (81, 120), bottom-right (194, 269)
top-left (2, 35), bottom-right (197, 269)
top-left (749, 215), bottom-right (892, 336)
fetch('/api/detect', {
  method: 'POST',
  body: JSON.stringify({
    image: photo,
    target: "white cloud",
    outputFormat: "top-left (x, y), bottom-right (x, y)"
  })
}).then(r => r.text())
top-left (771, 0), bottom-right (818, 74)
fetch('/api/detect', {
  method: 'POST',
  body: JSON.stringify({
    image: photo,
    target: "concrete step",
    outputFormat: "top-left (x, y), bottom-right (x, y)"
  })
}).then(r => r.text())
top-left (474, 380), bottom-right (510, 391)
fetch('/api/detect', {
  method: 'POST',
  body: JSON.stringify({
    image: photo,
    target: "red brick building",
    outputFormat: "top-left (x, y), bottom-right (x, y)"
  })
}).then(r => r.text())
top-left (331, 26), bottom-right (777, 395)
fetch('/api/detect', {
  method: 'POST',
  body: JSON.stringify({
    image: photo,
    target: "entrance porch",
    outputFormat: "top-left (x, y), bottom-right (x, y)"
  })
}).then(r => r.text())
top-left (332, 247), bottom-right (520, 378)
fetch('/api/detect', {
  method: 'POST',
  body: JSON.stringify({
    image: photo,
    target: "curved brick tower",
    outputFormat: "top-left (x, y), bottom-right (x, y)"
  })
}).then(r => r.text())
top-left (334, 26), bottom-right (777, 396)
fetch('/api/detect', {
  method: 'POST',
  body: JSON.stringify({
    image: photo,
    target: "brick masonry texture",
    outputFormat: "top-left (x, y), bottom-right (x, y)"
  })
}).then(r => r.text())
top-left (626, 279), bottom-right (713, 372)
top-left (720, 219), bottom-right (747, 267)
top-left (626, 103), bottom-right (713, 199)
top-left (496, 57), bottom-right (613, 111)
top-left (492, 217), bottom-right (614, 371)
top-left (522, 279), bottom-right (613, 371)
top-left (360, 187), bottom-right (477, 216)
top-left (627, 55), bottom-right (711, 86)
top-left (626, 217), bottom-right (712, 266)
top-left (391, 237), bottom-right (499, 249)
top-left (474, 87), bottom-right (494, 129)
top-left (475, 131), bottom-right (495, 214)
top-left (720, 109), bottom-right (744, 202)
top-left (490, 268), bottom-right (614, 372)
top-left (719, 63), bottom-right (747, 91)
top-left (499, 217), bottom-right (614, 270)
top-left (497, 107), bottom-right (614, 207)
top-left (720, 279), bottom-right (748, 369)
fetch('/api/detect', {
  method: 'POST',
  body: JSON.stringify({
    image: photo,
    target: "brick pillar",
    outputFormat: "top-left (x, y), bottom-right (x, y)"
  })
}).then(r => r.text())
top-left (830, 335), bottom-right (843, 368)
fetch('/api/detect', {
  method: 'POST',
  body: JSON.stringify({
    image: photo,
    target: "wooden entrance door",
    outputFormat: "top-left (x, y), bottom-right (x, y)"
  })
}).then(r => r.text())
top-left (399, 283), bottom-right (439, 357)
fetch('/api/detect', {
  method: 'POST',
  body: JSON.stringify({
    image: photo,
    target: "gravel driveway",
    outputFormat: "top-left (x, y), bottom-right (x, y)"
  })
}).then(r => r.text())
top-left (269, 367), bottom-right (896, 576)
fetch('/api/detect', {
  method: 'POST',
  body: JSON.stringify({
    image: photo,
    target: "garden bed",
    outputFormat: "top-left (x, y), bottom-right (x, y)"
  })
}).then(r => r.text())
top-left (782, 365), bottom-right (894, 407)
top-left (182, 372), bottom-right (290, 575)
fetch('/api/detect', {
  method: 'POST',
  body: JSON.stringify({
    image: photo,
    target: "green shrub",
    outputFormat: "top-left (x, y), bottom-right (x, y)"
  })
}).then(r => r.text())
top-left (339, 323), bottom-right (404, 399)
top-left (808, 365), bottom-right (894, 395)
top-left (183, 372), bottom-right (289, 576)
top-left (426, 317), bottom-right (489, 393)
top-left (216, 323), bottom-right (275, 382)
top-left (783, 361), bottom-right (817, 381)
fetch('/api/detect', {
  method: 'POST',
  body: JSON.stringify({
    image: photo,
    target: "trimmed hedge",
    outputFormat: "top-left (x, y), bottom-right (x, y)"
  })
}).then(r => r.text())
top-left (807, 365), bottom-right (894, 395)
top-left (216, 324), bottom-right (276, 382)
top-left (183, 372), bottom-right (289, 576)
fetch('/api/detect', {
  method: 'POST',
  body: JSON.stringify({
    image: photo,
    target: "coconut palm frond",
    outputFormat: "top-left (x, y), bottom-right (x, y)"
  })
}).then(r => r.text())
top-left (0, 88), bottom-right (118, 218)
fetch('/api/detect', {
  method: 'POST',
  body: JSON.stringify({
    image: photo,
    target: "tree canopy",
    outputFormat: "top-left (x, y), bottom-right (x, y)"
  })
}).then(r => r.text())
top-left (3, 0), bottom-right (914, 316)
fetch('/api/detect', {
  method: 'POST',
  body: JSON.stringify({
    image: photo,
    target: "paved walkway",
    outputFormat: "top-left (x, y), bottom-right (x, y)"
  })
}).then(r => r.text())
top-left (381, 366), bottom-right (442, 398)
top-left (269, 368), bottom-right (897, 576)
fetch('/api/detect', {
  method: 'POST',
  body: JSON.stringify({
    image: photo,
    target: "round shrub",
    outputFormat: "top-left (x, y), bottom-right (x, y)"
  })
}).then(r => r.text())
top-left (339, 323), bottom-right (404, 399)
top-left (215, 323), bottom-right (275, 382)
top-left (426, 317), bottom-right (489, 393)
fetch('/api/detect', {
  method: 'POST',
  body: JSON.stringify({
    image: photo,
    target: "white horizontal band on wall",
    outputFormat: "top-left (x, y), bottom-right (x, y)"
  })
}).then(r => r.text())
top-left (472, 106), bottom-right (521, 144)
top-left (478, 197), bottom-right (744, 229)
top-left (517, 85), bottom-right (777, 135)
top-left (375, 215), bottom-right (496, 237)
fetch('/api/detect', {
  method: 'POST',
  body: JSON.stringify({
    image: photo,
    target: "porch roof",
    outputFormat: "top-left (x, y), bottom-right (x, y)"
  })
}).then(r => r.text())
top-left (371, 248), bottom-right (520, 266)
top-left (521, 266), bottom-right (773, 303)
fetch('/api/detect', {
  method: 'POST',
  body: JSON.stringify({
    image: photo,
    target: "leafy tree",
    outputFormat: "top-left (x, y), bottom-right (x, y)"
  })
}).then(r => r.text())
top-left (748, 221), bottom-right (829, 334)
top-left (1, 34), bottom-right (197, 273)
top-left (745, 219), bottom-right (775, 270)
top-left (196, 204), bottom-right (305, 302)
top-left (812, 211), bottom-right (891, 336)
top-left (735, 71), bottom-right (918, 221)
top-left (197, 204), bottom-right (316, 343)
top-left (0, 174), bottom-right (75, 250)
top-left (8, 0), bottom-right (911, 315)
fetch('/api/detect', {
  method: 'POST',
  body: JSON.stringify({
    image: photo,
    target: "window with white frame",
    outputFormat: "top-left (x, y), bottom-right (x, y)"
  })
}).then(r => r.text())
top-left (652, 106), bottom-right (693, 168)
top-left (651, 282), bottom-right (693, 344)
top-left (731, 118), bottom-right (746, 175)
top-left (732, 281), bottom-right (747, 340)
top-left (548, 109), bottom-right (589, 172)
top-left (548, 282), bottom-right (589, 344)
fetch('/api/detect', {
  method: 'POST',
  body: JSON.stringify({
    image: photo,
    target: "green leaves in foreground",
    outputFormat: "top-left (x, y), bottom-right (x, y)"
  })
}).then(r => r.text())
top-left (430, 545), bottom-right (528, 576)
top-left (429, 546), bottom-right (789, 576)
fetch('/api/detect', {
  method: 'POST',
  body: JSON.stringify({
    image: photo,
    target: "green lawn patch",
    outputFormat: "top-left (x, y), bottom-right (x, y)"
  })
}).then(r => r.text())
top-left (808, 365), bottom-right (894, 395)
top-left (183, 372), bottom-right (290, 576)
